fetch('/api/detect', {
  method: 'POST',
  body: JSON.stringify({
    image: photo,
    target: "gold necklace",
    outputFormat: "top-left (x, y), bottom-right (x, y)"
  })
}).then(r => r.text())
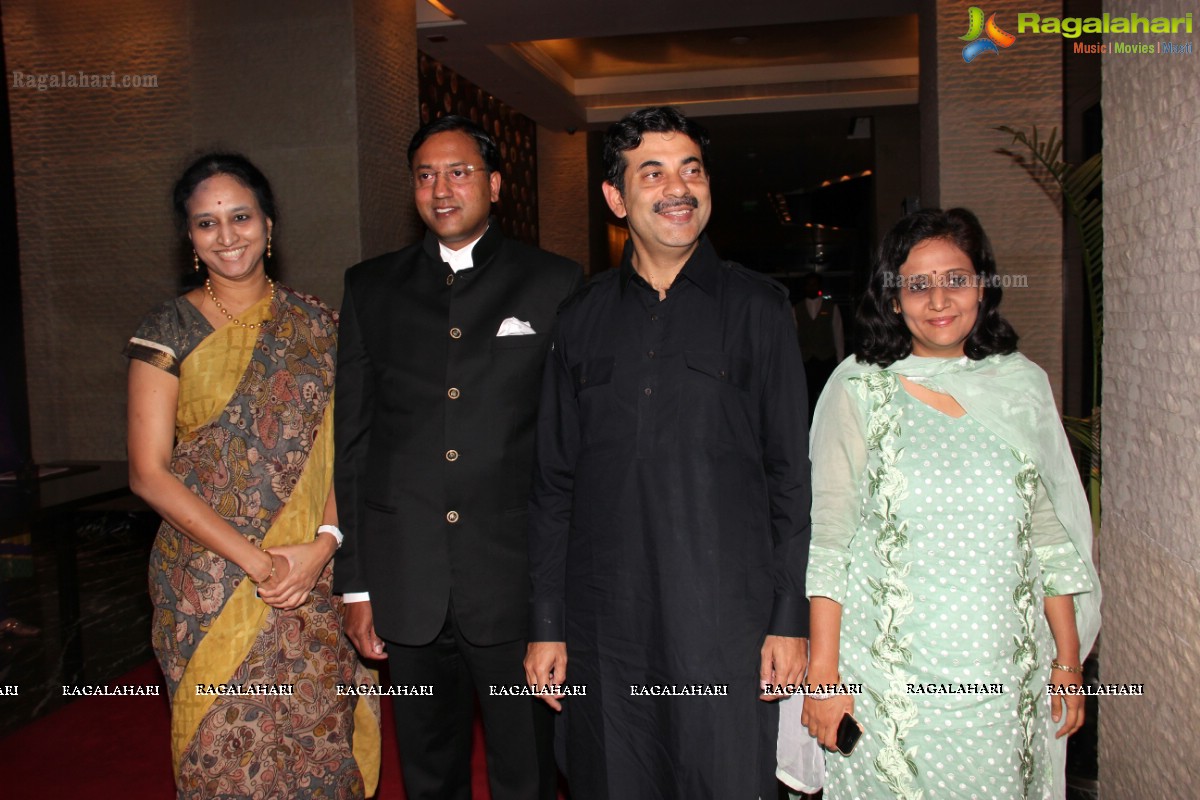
top-left (205, 277), bottom-right (275, 329)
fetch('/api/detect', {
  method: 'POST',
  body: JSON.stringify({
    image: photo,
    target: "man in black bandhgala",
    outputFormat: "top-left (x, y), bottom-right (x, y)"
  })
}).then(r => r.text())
top-left (524, 106), bottom-right (812, 799)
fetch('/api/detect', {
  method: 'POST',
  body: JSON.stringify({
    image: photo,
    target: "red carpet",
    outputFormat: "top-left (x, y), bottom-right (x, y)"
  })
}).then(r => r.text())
top-left (0, 660), bottom-right (495, 799)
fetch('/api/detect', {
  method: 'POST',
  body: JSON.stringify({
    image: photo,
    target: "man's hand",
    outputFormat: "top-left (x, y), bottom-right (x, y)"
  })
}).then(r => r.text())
top-left (341, 599), bottom-right (387, 660)
top-left (759, 635), bottom-right (808, 702)
top-left (524, 641), bottom-right (568, 712)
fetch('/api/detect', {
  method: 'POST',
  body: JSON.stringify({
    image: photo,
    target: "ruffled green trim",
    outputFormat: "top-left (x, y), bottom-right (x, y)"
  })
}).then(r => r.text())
top-left (1011, 450), bottom-right (1040, 797)
top-left (851, 372), bottom-right (924, 800)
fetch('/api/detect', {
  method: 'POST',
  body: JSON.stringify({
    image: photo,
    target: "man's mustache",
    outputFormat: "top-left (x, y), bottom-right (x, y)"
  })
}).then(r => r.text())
top-left (652, 196), bottom-right (699, 214)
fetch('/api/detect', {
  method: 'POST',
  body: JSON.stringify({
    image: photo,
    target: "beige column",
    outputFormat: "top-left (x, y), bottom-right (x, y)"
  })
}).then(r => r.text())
top-left (1099, 0), bottom-right (1200, 793)
top-left (4, 0), bottom-right (418, 460)
top-left (921, 0), bottom-right (1066, 401)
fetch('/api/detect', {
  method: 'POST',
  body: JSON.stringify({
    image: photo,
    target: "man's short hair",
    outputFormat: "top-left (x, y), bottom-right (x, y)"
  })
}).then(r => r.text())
top-left (407, 114), bottom-right (502, 173)
top-left (602, 106), bottom-right (711, 194)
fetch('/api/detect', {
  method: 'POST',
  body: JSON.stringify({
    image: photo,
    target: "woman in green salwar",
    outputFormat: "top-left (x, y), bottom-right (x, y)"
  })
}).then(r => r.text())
top-left (779, 208), bottom-right (1100, 800)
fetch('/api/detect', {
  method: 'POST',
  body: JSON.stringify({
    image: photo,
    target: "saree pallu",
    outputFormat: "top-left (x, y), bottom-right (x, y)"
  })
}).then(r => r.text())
top-left (148, 288), bottom-right (380, 799)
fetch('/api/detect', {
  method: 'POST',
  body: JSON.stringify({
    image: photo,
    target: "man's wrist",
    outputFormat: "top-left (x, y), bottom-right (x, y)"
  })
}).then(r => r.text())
top-left (767, 594), bottom-right (810, 638)
top-left (529, 600), bottom-right (566, 642)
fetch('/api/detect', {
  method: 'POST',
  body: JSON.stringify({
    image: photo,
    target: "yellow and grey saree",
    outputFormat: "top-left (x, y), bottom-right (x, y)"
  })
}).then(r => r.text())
top-left (128, 287), bottom-right (379, 798)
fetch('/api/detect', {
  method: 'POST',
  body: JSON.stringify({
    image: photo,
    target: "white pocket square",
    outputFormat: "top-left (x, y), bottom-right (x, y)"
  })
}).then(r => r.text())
top-left (496, 317), bottom-right (536, 336)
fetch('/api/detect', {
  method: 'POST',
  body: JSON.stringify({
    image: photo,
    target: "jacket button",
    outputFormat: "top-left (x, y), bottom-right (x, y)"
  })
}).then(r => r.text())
top-left (447, 387), bottom-right (461, 399)
top-left (446, 510), bottom-right (460, 524)
top-left (445, 449), bottom-right (459, 461)
top-left (449, 327), bottom-right (462, 339)
top-left (446, 274), bottom-right (455, 286)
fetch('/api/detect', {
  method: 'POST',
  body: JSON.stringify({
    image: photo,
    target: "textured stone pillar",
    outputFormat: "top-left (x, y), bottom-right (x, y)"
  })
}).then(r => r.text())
top-left (4, 0), bottom-right (418, 460)
top-left (1099, 0), bottom-right (1200, 793)
top-left (537, 125), bottom-right (590, 270)
top-left (922, 0), bottom-right (1066, 401)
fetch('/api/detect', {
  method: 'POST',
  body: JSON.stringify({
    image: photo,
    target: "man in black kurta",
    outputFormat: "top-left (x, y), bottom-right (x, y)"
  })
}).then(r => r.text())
top-left (525, 107), bottom-right (811, 799)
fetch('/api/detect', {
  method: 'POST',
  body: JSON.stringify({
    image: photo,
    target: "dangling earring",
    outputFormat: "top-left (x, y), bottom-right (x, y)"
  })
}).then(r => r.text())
top-left (266, 235), bottom-right (272, 259)
top-left (193, 250), bottom-right (200, 272)
top-left (892, 301), bottom-right (901, 314)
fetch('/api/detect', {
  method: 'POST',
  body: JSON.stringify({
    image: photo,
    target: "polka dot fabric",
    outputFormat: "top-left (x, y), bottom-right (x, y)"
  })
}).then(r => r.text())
top-left (825, 385), bottom-right (1055, 800)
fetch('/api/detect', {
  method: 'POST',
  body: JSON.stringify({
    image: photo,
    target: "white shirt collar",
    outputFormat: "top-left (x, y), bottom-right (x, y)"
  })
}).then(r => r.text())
top-left (438, 227), bottom-right (488, 273)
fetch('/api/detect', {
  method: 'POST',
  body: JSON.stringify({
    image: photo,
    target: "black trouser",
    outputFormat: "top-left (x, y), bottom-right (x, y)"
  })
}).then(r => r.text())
top-left (385, 604), bottom-right (556, 800)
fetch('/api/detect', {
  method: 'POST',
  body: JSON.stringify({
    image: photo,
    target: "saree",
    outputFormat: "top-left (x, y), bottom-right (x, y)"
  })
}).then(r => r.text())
top-left (138, 287), bottom-right (380, 798)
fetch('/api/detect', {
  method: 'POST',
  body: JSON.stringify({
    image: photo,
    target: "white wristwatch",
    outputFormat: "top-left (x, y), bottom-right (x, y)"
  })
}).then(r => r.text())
top-left (317, 524), bottom-right (344, 549)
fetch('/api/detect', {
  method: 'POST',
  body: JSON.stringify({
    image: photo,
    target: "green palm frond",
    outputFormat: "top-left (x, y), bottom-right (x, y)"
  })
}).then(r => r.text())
top-left (997, 126), bottom-right (1103, 527)
top-left (997, 126), bottom-right (1103, 394)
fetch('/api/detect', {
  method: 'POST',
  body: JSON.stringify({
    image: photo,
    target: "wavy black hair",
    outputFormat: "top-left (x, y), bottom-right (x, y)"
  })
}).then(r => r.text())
top-left (172, 152), bottom-right (277, 238)
top-left (406, 114), bottom-right (501, 173)
top-left (855, 207), bottom-right (1018, 366)
top-left (602, 106), bottom-right (710, 194)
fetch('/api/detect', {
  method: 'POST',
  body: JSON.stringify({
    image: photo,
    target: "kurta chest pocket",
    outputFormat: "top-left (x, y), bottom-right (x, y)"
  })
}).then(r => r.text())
top-left (570, 356), bottom-right (615, 395)
top-left (683, 350), bottom-right (752, 391)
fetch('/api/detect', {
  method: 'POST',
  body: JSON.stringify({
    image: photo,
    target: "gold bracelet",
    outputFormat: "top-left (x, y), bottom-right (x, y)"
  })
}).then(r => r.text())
top-left (250, 556), bottom-right (276, 585)
top-left (1051, 659), bottom-right (1084, 674)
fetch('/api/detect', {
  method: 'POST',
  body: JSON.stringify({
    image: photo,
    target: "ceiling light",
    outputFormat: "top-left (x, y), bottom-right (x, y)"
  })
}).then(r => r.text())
top-left (417, 0), bottom-right (465, 28)
top-left (425, 0), bottom-right (457, 18)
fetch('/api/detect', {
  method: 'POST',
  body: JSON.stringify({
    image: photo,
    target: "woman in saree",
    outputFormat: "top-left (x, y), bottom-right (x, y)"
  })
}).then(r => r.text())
top-left (779, 208), bottom-right (1100, 799)
top-left (125, 153), bottom-right (379, 798)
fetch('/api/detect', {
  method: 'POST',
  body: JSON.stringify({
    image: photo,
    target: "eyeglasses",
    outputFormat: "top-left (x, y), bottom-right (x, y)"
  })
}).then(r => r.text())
top-left (413, 164), bottom-right (485, 188)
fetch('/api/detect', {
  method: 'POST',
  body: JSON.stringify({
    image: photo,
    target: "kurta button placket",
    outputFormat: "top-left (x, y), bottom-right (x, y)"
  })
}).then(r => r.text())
top-left (446, 274), bottom-right (455, 286)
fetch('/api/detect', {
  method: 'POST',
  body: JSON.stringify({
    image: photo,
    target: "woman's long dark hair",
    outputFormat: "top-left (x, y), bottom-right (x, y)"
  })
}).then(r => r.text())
top-left (855, 207), bottom-right (1018, 366)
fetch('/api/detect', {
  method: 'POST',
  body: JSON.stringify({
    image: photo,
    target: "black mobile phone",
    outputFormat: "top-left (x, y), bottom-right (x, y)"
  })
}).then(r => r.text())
top-left (835, 712), bottom-right (864, 756)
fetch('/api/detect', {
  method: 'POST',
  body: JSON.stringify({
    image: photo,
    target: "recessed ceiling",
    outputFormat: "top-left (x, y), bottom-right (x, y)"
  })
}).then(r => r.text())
top-left (416, 0), bottom-right (920, 129)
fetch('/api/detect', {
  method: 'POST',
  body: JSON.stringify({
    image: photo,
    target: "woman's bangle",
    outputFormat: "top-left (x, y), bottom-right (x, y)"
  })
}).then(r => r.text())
top-left (317, 524), bottom-right (344, 549)
top-left (1051, 659), bottom-right (1084, 674)
top-left (803, 675), bottom-right (842, 700)
top-left (250, 555), bottom-right (276, 585)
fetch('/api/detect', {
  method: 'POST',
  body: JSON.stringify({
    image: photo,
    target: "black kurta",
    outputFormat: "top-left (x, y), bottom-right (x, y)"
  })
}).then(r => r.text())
top-left (529, 237), bottom-right (812, 799)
